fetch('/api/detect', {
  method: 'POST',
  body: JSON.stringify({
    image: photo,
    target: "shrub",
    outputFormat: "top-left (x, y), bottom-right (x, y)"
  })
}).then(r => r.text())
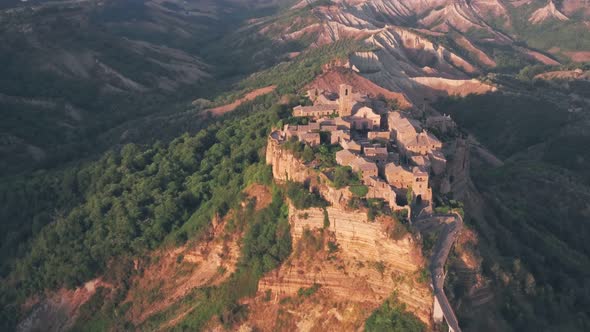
top-left (372, 261), bottom-right (386, 277)
top-left (333, 166), bottom-right (352, 188)
top-left (327, 241), bottom-right (338, 254)
top-left (349, 185), bottom-right (368, 197)
top-left (297, 283), bottom-right (321, 298)
top-left (417, 268), bottom-right (430, 284)
top-left (302, 145), bottom-right (315, 163)
top-left (286, 182), bottom-right (326, 209)
top-left (389, 222), bottom-right (408, 241)
top-left (365, 296), bottom-right (426, 332)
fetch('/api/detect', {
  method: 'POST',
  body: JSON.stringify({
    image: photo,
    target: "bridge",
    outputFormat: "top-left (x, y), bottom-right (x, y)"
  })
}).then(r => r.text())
top-left (415, 213), bottom-right (463, 332)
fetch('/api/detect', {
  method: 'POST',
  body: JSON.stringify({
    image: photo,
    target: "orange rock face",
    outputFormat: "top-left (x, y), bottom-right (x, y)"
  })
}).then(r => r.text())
top-left (240, 205), bottom-right (433, 331)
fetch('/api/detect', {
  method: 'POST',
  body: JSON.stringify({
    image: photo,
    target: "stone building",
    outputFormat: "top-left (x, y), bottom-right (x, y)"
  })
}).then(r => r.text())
top-left (384, 163), bottom-right (432, 203)
top-left (351, 157), bottom-right (378, 179)
top-left (299, 132), bottom-right (321, 146)
top-left (307, 88), bottom-right (338, 106)
top-left (321, 124), bottom-right (338, 132)
top-left (365, 176), bottom-right (398, 209)
top-left (349, 106), bottom-right (381, 130)
top-left (403, 131), bottom-right (442, 156)
top-left (385, 163), bottom-right (415, 189)
top-left (388, 111), bottom-right (418, 145)
top-left (330, 130), bottom-right (351, 145)
top-left (338, 84), bottom-right (353, 117)
top-left (340, 139), bottom-right (361, 153)
top-left (410, 155), bottom-right (431, 171)
top-left (293, 104), bottom-right (338, 118)
top-left (389, 111), bottom-right (442, 156)
top-left (287, 86), bottom-right (443, 210)
top-left (335, 149), bottom-right (356, 166)
top-left (426, 114), bottom-right (456, 133)
top-left (368, 131), bottom-right (391, 141)
top-left (411, 167), bottom-right (431, 203)
top-left (364, 147), bottom-right (388, 164)
top-left (283, 124), bottom-right (320, 146)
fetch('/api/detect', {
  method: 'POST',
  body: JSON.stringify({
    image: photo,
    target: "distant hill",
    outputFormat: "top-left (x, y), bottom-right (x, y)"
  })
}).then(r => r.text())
top-left (0, 0), bottom-right (301, 175)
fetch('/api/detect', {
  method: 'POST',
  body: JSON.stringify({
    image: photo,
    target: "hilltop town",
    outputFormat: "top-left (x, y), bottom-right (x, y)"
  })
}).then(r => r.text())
top-left (270, 84), bottom-right (453, 216)
top-left (267, 85), bottom-right (463, 331)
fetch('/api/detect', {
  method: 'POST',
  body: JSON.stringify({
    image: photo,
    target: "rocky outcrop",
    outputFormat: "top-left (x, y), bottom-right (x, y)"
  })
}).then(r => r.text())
top-left (262, 133), bottom-right (433, 329)
top-left (17, 279), bottom-right (110, 332)
top-left (534, 68), bottom-right (590, 81)
top-left (266, 133), bottom-right (353, 207)
top-left (349, 51), bottom-right (382, 73)
top-left (266, 133), bottom-right (312, 183)
top-left (344, 27), bottom-right (498, 105)
top-left (248, 205), bottom-right (433, 329)
top-left (289, 206), bottom-right (426, 276)
top-left (454, 35), bottom-right (497, 68)
top-left (529, 0), bottom-right (569, 24)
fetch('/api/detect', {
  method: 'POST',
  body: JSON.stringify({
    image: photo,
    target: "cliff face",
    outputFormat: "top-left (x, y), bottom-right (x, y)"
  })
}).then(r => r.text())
top-left (266, 136), bottom-right (353, 208)
top-left (252, 138), bottom-right (433, 330)
top-left (266, 136), bottom-right (312, 183)
top-left (241, 205), bottom-right (432, 331)
top-left (17, 279), bottom-right (110, 332)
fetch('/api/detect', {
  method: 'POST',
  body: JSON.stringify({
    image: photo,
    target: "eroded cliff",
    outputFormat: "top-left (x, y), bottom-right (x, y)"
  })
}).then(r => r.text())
top-left (248, 138), bottom-right (433, 330)
top-left (240, 204), bottom-right (432, 331)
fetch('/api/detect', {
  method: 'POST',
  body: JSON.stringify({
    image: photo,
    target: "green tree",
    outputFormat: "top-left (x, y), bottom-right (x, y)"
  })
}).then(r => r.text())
top-left (302, 145), bottom-right (315, 163)
top-left (365, 296), bottom-right (425, 332)
top-left (334, 166), bottom-right (352, 188)
top-left (349, 185), bottom-right (368, 197)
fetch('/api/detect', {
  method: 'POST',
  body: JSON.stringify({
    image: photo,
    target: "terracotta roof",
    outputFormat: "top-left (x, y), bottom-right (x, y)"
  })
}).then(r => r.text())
top-left (294, 104), bottom-right (337, 113)
top-left (364, 147), bottom-right (388, 156)
top-left (335, 149), bottom-right (356, 166)
top-left (351, 157), bottom-right (377, 172)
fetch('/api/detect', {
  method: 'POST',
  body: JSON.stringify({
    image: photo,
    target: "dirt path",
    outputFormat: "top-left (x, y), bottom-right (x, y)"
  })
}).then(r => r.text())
top-left (206, 85), bottom-right (276, 117)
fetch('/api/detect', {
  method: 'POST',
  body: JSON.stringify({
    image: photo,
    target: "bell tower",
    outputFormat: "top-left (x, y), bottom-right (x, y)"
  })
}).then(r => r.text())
top-left (338, 84), bottom-right (353, 117)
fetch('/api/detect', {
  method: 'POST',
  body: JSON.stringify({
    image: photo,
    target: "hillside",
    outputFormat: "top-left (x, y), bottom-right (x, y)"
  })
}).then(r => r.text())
top-left (0, 0), bottom-right (303, 175)
top-left (434, 71), bottom-right (590, 331)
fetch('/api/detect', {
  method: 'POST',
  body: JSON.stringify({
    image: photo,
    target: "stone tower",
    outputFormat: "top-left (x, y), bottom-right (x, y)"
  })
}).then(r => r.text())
top-left (338, 84), bottom-right (353, 117)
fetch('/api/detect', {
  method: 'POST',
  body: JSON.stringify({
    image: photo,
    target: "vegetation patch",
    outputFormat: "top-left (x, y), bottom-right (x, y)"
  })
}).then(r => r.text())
top-left (297, 283), bottom-right (321, 298)
top-left (365, 295), bottom-right (426, 332)
top-left (286, 181), bottom-right (327, 210)
top-left (332, 166), bottom-right (361, 188)
top-left (434, 92), bottom-right (569, 158)
top-left (0, 96), bottom-right (288, 329)
top-left (349, 185), bottom-right (369, 198)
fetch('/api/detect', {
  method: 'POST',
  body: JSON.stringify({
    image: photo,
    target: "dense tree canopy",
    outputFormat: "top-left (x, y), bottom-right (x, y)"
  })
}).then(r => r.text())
top-left (0, 93), bottom-right (287, 329)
